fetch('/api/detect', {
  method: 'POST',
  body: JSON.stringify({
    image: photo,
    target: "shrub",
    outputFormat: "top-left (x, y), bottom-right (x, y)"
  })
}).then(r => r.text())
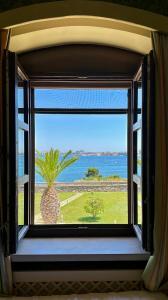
top-left (84, 193), bottom-right (104, 218)
top-left (85, 168), bottom-right (100, 178)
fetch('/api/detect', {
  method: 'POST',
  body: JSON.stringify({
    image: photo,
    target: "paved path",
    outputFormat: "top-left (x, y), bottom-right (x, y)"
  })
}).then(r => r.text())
top-left (35, 192), bottom-right (83, 224)
top-left (60, 192), bottom-right (83, 207)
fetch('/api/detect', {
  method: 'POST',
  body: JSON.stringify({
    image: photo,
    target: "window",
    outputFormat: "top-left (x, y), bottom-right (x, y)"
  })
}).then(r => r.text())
top-left (33, 89), bottom-right (128, 225)
top-left (4, 48), bottom-right (155, 255)
top-left (17, 74), bottom-right (30, 230)
top-left (132, 78), bottom-right (143, 228)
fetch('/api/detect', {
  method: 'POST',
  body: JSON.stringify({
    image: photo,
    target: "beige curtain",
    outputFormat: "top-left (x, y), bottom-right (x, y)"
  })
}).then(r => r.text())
top-left (142, 32), bottom-right (168, 291)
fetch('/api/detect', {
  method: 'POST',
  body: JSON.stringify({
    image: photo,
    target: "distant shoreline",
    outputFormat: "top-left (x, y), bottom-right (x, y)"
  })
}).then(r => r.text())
top-left (33, 152), bottom-right (127, 157)
top-left (19, 154), bottom-right (128, 182)
top-left (35, 180), bottom-right (127, 186)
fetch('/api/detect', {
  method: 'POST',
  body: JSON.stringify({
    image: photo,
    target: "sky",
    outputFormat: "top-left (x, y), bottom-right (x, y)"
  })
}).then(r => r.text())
top-left (18, 88), bottom-right (142, 153)
top-left (35, 114), bottom-right (127, 152)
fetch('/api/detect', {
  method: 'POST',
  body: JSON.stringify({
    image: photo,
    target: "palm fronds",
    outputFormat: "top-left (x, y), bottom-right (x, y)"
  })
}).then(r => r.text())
top-left (35, 148), bottom-right (78, 187)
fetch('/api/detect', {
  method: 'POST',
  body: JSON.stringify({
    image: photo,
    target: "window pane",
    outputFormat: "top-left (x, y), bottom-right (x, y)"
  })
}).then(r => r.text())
top-left (18, 184), bottom-right (24, 225)
top-left (35, 88), bottom-right (128, 109)
top-left (137, 129), bottom-right (142, 177)
top-left (18, 86), bottom-right (24, 121)
top-left (18, 129), bottom-right (24, 177)
top-left (34, 114), bottom-right (128, 224)
top-left (138, 181), bottom-right (142, 226)
top-left (137, 114), bottom-right (141, 121)
top-left (18, 87), bottom-right (24, 108)
top-left (137, 84), bottom-right (142, 121)
top-left (18, 113), bottom-right (24, 122)
top-left (138, 86), bottom-right (142, 109)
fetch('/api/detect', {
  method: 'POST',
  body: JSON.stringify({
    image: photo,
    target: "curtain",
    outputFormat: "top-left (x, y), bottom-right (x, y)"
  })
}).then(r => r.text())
top-left (0, 29), bottom-right (12, 295)
top-left (142, 32), bottom-right (168, 291)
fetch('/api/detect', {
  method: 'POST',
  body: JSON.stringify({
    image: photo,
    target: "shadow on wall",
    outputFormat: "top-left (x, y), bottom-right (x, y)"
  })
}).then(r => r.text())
top-left (0, 0), bottom-right (167, 16)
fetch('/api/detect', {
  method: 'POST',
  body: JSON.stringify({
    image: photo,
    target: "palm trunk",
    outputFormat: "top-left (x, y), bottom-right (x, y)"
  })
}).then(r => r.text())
top-left (40, 185), bottom-right (60, 224)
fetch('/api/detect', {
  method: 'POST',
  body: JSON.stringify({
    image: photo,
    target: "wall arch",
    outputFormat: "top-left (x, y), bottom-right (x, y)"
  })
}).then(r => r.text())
top-left (1, 1), bottom-right (167, 54)
top-left (0, 0), bottom-right (167, 31)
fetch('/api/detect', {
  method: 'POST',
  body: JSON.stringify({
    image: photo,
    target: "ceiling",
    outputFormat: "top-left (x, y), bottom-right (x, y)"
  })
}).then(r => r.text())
top-left (18, 44), bottom-right (143, 78)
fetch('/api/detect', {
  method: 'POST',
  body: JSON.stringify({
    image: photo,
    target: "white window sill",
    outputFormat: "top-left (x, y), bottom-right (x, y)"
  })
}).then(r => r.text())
top-left (12, 237), bottom-right (150, 262)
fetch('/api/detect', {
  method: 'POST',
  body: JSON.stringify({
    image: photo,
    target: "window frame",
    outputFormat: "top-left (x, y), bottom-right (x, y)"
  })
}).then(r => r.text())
top-left (5, 53), bottom-right (31, 254)
top-left (132, 74), bottom-right (143, 242)
top-left (5, 53), bottom-right (155, 254)
top-left (17, 67), bottom-right (30, 240)
top-left (21, 79), bottom-right (135, 238)
top-left (131, 54), bottom-right (155, 252)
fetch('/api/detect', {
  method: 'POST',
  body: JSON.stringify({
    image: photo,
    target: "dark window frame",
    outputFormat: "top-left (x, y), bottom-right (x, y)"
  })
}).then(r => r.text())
top-left (17, 66), bottom-right (30, 240)
top-left (17, 66), bottom-right (153, 247)
top-left (16, 70), bottom-right (153, 247)
top-left (132, 72), bottom-right (143, 242)
top-left (3, 49), bottom-right (154, 256)
top-left (20, 78), bottom-right (140, 238)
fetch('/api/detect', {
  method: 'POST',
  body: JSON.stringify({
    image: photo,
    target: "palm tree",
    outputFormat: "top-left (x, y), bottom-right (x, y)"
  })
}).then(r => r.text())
top-left (35, 149), bottom-right (78, 224)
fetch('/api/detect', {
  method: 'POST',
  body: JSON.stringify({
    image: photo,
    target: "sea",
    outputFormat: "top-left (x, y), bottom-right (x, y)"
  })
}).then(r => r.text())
top-left (18, 154), bottom-right (128, 183)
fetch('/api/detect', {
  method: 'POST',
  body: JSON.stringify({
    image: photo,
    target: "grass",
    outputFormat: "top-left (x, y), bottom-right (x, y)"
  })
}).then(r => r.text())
top-left (18, 192), bottom-right (24, 225)
top-left (34, 191), bottom-right (76, 220)
top-left (62, 192), bottom-right (128, 224)
top-left (138, 192), bottom-right (142, 225)
top-left (18, 191), bottom-right (142, 225)
top-left (18, 191), bottom-right (76, 225)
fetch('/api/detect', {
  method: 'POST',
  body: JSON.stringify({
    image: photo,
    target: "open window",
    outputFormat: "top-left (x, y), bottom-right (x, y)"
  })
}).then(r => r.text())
top-left (3, 45), bottom-right (155, 254)
top-left (33, 88), bottom-right (128, 227)
top-left (132, 54), bottom-right (155, 252)
top-left (4, 52), bottom-right (30, 253)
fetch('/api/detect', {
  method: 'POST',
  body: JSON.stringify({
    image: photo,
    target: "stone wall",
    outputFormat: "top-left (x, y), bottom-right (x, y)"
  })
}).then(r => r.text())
top-left (35, 181), bottom-right (128, 192)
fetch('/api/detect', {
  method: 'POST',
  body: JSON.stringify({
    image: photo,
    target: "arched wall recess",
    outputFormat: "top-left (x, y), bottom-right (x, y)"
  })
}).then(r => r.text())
top-left (0, 0), bottom-right (168, 31)
top-left (10, 19), bottom-right (152, 54)
top-left (1, 0), bottom-right (167, 54)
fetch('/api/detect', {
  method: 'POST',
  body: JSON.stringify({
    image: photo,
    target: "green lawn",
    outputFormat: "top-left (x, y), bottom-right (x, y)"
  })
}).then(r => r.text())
top-left (34, 191), bottom-right (76, 220)
top-left (18, 191), bottom-right (142, 225)
top-left (138, 192), bottom-right (142, 225)
top-left (18, 192), bottom-right (24, 225)
top-left (18, 191), bottom-right (76, 225)
top-left (62, 192), bottom-right (128, 224)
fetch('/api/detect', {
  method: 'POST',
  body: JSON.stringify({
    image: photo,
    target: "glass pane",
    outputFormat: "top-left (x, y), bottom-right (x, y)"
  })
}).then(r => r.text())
top-left (137, 114), bottom-right (142, 121)
top-left (138, 181), bottom-right (142, 226)
top-left (18, 86), bottom-right (24, 121)
top-left (18, 113), bottom-right (24, 122)
top-left (35, 88), bottom-right (128, 109)
top-left (18, 129), bottom-right (24, 177)
top-left (137, 84), bottom-right (142, 121)
top-left (34, 114), bottom-right (128, 224)
top-left (18, 184), bottom-right (24, 225)
top-left (137, 129), bottom-right (142, 177)
top-left (138, 85), bottom-right (142, 109)
top-left (18, 87), bottom-right (24, 108)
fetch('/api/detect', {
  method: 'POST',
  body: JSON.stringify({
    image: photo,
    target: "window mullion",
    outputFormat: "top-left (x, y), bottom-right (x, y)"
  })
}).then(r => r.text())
top-left (127, 88), bottom-right (133, 224)
top-left (30, 88), bottom-right (35, 224)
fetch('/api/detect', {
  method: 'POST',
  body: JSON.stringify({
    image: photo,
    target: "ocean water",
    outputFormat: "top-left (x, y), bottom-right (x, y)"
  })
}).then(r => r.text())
top-left (18, 155), bottom-right (128, 182)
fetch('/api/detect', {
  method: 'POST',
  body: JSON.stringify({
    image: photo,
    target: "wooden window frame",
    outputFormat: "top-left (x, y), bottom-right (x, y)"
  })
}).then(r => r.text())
top-left (5, 51), bottom-right (154, 254)
top-left (25, 80), bottom-right (134, 238)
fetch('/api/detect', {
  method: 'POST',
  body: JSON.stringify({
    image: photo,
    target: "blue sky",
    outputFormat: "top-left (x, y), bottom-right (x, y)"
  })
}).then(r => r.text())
top-left (34, 88), bottom-right (128, 152)
top-left (35, 114), bottom-right (127, 152)
top-left (35, 88), bottom-right (128, 109)
top-left (18, 88), bottom-right (142, 153)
